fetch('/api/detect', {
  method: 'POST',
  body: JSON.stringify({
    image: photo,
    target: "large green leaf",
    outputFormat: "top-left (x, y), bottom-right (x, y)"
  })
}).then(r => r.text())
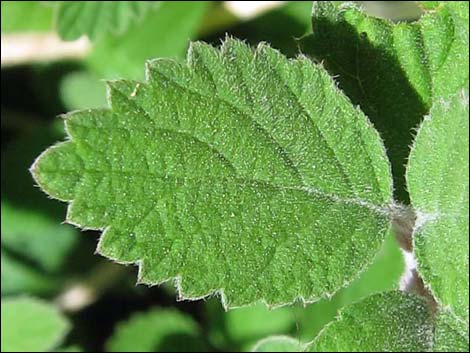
top-left (1, 297), bottom-right (69, 352)
top-left (406, 89), bottom-right (469, 323)
top-left (87, 1), bottom-right (210, 79)
top-left (56, 1), bottom-right (157, 40)
top-left (106, 308), bottom-right (204, 352)
top-left (300, 1), bottom-right (469, 201)
top-left (306, 291), bottom-right (433, 352)
top-left (32, 38), bottom-right (393, 308)
top-left (433, 309), bottom-right (469, 352)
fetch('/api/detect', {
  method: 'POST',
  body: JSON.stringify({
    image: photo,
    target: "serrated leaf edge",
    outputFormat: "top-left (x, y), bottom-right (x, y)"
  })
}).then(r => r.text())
top-left (31, 38), bottom-right (397, 311)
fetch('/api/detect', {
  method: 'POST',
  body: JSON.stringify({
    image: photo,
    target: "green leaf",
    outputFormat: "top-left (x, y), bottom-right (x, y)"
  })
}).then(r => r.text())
top-left (60, 71), bottom-right (107, 110)
top-left (300, 1), bottom-right (469, 201)
top-left (306, 291), bottom-right (433, 352)
top-left (106, 308), bottom-right (204, 352)
top-left (2, 128), bottom-right (78, 275)
top-left (205, 300), bottom-right (296, 351)
top-left (295, 230), bottom-right (404, 341)
top-left (1, 1), bottom-right (54, 33)
top-left (32, 38), bottom-right (393, 308)
top-left (406, 89), bottom-right (469, 323)
top-left (56, 1), bottom-right (157, 41)
top-left (227, 303), bottom-right (295, 349)
top-left (1, 248), bottom-right (58, 295)
top-left (87, 1), bottom-right (210, 79)
top-left (1, 297), bottom-right (70, 352)
top-left (433, 309), bottom-right (469, 352)
top-left (252, 336), bottom-right (305, 352)
top-left (1, 201), bottom-right (77, 273)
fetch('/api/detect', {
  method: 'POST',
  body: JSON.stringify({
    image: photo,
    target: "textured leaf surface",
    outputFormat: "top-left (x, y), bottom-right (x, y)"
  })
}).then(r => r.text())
top-left (56, 1), bottom-right (157, 40)
top-left (106, 308), bottom-right (204, 352)
top-left (1, 297), bottom-right (69, 352)
top-left (32, 38), bottom-right (393, 308)
top-left (296, 230), bottom-right (404, 341)
top-left (87, 1), bottom-right (209, 79)
top-left (301, 1), bottom-right (469, 200)
top-left (433, 309), bottom-right (469, 352)
top-left (407, 89), bottom-right (469, 323)
top-left (252, 336), bottom-right (305, 352)
top-left (307, 291), bottom-right (433, 352)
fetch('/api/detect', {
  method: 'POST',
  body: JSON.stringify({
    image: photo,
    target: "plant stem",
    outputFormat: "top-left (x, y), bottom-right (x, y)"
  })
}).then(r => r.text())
top-left (55, 261), bottom-right (129, 312)
top-left (391, 204), bottom-right (437, 313)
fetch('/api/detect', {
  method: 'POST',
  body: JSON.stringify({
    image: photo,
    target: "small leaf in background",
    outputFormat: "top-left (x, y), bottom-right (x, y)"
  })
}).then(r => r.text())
top-left (1, 249), bottom-right (58, 295)
top-left (106, 308), bottom-right (205, 352)
top-left (56, 1), bottom-right (158, 41)
top-left (251, 336), bottom-right (305, 352)
top-left (1, 297), bottom-right (70, 352)
top-left (1, 202), bottom-right (77, 274)
top-left (206, 301), bottom-right (296, 351)
top-left (1, 1), bottom-right (54, 33)
top-left (1, 126), bottom-right (79, 295)
top-left (87, 1), bottom-right (210, 79)
top-left (210, 1), bottom-right (313, 58)
top-left (433, 309), bottom-right (469, 352)
top-left (306, 291), bottom-right (433, 352)
top-left (32, 38), bottom-right (394, 308)
top-left (407, 89), bottom-right (469, 324)
top-left (60, 71), bottom-right (107, 110)
top-left (300, 1), bottom-right (469, 201)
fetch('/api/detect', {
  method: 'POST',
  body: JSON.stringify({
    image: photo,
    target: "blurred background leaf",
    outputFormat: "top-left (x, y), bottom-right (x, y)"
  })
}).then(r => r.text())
top-left (1, 1), bottom-right (54, 33)
top-left (1, 297), bottom-right (70, 352)
top-left (106, 308), bottom-right (206, 352)
top-left (87, 1), bottom-right (210, 79)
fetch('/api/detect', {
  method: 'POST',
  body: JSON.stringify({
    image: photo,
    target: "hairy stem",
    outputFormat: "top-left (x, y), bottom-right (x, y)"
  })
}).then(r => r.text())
top-left (55, 261), bottom-right (129, 312)
top-left (391, 204), bottom-right (437, 313)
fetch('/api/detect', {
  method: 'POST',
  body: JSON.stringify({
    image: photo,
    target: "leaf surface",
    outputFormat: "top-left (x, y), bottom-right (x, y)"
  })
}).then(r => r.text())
top-left (433, 309), bottom-right (469, 352)
top-left (56, 1), bottom-right (157, 40)
top-left (87, 1), bottom-right (209, 79)
top-left (301, 1), bottom-right (469, 200)
top-left (306, 291), bottom-right (433, 352)
top-left (106, 308), bottom-right (204, 352)
top-left (32, 38), bottom-right (393, 308)
top-left (407, 89), bottom-right (469, 323)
